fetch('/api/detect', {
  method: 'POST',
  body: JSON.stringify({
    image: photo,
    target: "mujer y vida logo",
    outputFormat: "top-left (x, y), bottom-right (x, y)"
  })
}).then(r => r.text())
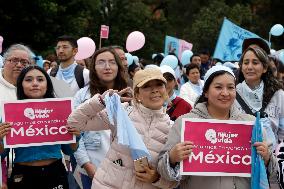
top-left (205, 129), bottom-right (238, 144)
top-left (24, 107), bottom-right (53, 120)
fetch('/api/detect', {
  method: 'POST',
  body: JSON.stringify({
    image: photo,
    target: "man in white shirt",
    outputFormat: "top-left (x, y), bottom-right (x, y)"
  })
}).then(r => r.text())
top-left (48, 35), bottom-right (89, 95)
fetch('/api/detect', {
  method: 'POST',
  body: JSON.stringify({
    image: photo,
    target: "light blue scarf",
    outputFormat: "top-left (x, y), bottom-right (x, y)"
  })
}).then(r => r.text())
top-left (164, 91), bottom-right (177, 107)
top-left (251, 112), bottom-right (269, 189)
top-left (105, 93), bottom-right (151, 160)
top-left (188, 80), bottom-right (203, 96)
top-left (56, 63), bottom-right (77, 85)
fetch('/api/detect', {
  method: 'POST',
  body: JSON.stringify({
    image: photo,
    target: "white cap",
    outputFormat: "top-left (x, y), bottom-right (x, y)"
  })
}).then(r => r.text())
top-left (204, 65), bottom-right (235, 84)
top-left (144, 64), bottom-right (160, 70)
top-left (223, 62), bottom-right (238, 70)
top-left (160, 65), bottom-right (177, 80)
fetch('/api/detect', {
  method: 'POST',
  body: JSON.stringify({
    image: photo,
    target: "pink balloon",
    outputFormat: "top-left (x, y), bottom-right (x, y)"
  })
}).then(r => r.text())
top-left (0, 36), bottom-right (3, 54)
top-left (126, 31), bottom-right (145, 52)
top-left (75, 37), bottom-right (96, 60)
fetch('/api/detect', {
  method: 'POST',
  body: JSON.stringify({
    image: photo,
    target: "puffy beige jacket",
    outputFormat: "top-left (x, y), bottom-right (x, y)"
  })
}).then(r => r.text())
top-left (68, 95), bottom-right (177, 189)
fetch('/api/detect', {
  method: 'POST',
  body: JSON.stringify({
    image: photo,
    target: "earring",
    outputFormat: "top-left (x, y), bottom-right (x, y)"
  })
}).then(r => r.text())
top-left (137, 99), bottom-right (141, 103)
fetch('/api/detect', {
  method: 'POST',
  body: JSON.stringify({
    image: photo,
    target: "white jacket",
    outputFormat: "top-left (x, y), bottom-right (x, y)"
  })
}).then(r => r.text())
top-left (179, 80), bottom-right (204, 107)
top-left (0, 68), bottom-right (17, 116)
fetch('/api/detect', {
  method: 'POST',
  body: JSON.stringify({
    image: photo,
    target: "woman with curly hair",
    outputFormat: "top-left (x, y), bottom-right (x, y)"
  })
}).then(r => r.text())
top-left (235, 46), bottom-right (284, 188)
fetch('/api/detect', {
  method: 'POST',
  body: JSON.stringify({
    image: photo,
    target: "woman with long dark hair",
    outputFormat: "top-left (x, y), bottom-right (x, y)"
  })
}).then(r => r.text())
top-left (157, 65), bottom-right (272, 189)
top-left (236, 46), bottom-right (284, 188)
top-left (0, 65), bottom-right (80, 189)
top-left (72, 47), bottom-right (128, 189)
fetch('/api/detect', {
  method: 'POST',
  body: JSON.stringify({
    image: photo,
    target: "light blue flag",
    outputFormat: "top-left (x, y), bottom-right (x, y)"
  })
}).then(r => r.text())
top-left (164, 35), bottom-right (179, 56)
top-left (105, 93), bottom-right (151, 160)
top-left (213, 18), bottom-right (261, 61)
top-left (251, 112), bottom-right (269, 189)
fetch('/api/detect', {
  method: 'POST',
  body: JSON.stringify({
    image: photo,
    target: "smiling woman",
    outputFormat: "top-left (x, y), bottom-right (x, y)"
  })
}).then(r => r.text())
top-left (235, 46), bottom-right (284, 188)
top-left (68, 68), bottom-right (177, 189)
top-left (0, 65), bottom-right (81, 189)
top-left (157, 65), bottom-right (273, 189)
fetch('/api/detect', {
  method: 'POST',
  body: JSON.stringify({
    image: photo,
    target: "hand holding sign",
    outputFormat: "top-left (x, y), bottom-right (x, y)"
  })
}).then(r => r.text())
top-left (67, 126), bottom-right (81, 137)
top-left (0, 122), bottom-right (11, 140)
top-left (169, 141), bottom-right (194, 165)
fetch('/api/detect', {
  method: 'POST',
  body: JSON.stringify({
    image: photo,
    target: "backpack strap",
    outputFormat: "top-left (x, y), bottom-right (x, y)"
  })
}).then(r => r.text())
top-left (50, 64), bottom-right (85, 89)
top-left (49, 66), bottom-right (59, 77)
top-left (236, 92), bottom-right (254, 116)
top-left (74, 65), bottom-right (85, 89)
top-left (236, 92), bottom-right (267, 118)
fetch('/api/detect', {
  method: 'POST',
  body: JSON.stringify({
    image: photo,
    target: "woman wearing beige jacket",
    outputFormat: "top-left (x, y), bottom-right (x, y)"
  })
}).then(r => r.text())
top-left (68, 68), bottom-right (177, 189)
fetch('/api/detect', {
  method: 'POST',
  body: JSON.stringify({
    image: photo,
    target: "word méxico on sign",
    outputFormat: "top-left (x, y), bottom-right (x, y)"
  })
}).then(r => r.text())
top-left (189, 151), bottom-right (251, 165)
top-left (11, 125), bottom-right (68, 137)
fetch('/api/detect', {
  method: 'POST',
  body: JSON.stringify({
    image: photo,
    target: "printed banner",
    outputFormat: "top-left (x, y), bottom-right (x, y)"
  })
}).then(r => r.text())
top-left (164, 35), bottom-right (193, 60)
top-left (100, 25), bottom-right (109, 39)
top-left (181, 118), bottom-right (253, 177)
top-left (213, 18), bottom-right (263, 61)
top-left (2, 98), bottom-right (75, 148)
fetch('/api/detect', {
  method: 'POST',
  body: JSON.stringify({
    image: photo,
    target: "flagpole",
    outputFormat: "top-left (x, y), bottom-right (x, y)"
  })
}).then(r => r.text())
top-left (99, 36), bottom-right (102, 49)
top-left (268, 32), bottom-right (271, 48)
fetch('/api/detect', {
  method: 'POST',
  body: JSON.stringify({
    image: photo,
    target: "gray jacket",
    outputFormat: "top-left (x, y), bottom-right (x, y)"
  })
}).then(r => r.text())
top-left (157, 102), bottom-right (275, 189)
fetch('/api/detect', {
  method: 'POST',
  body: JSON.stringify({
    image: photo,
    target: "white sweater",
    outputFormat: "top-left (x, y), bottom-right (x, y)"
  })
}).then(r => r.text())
top-left (179, 80), bottom-right (204, 107)
top-left (0, 68), bottom-right (17, 116)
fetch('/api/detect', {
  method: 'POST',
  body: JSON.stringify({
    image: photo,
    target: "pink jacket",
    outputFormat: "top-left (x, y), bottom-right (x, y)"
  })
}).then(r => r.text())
top-left (68, 95), bottom-right (177, 189)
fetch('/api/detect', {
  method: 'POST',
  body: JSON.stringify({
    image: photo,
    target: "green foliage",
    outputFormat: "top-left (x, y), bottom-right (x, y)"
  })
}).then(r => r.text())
top-left (186, 0), bottom-right (254, 54)
top-left (0, 0), bottom-right (283, 59)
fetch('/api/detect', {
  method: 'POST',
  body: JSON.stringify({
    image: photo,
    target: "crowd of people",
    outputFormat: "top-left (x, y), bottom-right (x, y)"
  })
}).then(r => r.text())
top-left (0, 35), bottom-right (283, 189)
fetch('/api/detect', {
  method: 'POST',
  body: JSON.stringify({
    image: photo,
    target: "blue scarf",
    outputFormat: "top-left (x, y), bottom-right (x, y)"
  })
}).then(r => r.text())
top-left (56, 63), bottom-right (77, 85)
top-left (105, 93), bottom-right (151, 160)
top-left (251, 112), bottom-right (269, 189)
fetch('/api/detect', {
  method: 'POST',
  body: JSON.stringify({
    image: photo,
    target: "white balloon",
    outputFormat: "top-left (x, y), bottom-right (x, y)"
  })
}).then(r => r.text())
top-left (270, 49), bottom-right (276, 54)
top-left (270, 24), bottom-right (284, 36)
top-left (160, 55), bottom-right (178, 70)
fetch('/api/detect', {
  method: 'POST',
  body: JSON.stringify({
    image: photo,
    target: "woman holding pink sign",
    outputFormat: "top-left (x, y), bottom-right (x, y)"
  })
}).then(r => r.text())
top-left (0, 65), bottom-right (80, 189)
top-left (157, 65), bottom-right (273, 189)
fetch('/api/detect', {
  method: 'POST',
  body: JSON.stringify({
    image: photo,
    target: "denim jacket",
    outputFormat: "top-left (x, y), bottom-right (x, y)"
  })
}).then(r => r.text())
top-left (73, 85), bottom-right (111, 175)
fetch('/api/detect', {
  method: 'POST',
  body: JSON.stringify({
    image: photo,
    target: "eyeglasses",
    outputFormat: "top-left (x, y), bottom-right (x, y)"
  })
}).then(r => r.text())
top-left (55, 45), bottom-right (72, 51)
top-left (7, 57), bottom-right (30, 67)
top-left (95, 60), bottom-right (117, 68)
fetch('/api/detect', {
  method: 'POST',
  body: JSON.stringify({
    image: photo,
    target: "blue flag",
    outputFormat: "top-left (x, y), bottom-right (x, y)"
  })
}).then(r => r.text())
top-left (213, 18), bottom-right (261, 61)
top-left (105, 93), bottom-right (151, 160)
top-left (251, 112), bottom-right (269, 189)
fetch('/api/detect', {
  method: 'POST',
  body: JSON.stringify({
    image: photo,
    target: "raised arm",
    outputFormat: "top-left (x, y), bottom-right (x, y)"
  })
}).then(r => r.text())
top-left (67, 94), bottom-right (111, 131)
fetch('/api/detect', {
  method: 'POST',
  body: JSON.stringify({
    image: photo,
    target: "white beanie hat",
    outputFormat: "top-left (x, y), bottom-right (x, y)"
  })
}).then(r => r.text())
top-left (160, 65), bottom-right (177, 80)
top-left (204, 65), bottom-right (235, 84)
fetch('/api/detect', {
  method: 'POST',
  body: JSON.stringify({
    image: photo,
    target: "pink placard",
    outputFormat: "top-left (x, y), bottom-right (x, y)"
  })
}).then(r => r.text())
top-left (178, 39), bottom-right (193, 60)
top-left (2, 98), bottom-right (75, 148)
top-left (100, 25), bottom-right (109, 39)
top-left (181, 118), bottom-right (253, 177)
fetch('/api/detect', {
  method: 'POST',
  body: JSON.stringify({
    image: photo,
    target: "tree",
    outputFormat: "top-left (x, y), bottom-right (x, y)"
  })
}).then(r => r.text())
top-left (186, 0), bottom-right (254, 54)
